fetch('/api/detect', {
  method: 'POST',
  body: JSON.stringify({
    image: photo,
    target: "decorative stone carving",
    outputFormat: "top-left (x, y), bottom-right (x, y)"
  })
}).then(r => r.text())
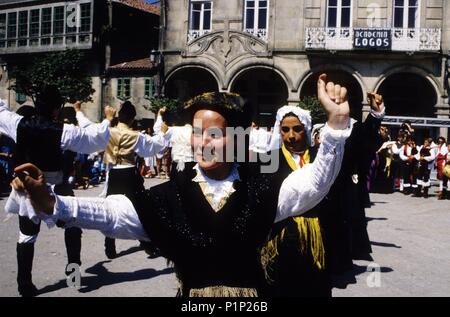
top-left (183, 30), bottom-right (270, 68)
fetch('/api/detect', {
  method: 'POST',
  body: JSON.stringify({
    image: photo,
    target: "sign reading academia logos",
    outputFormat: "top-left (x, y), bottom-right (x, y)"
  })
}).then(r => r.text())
top-left (354, 28), bottom-right (391, 50)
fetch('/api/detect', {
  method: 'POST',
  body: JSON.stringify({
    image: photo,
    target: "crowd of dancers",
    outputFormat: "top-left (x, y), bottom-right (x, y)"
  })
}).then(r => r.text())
top-left (0, 73), bottom-right (448, 297)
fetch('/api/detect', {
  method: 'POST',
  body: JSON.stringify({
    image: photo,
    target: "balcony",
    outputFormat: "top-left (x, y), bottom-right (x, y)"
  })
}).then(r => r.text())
top-left (0, 32), bottom-right (92, 54)
top-left (187, 29), bottom-right (211, 43)
top-left (243, 28), bottom-right (268, 42)
top-left (305, 27), bottom-right (441, 52)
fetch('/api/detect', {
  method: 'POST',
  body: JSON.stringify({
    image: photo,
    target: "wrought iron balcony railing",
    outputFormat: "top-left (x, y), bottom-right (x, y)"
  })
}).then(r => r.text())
top-left (243, 28), bottom-right (268, 41)
top-left (187, 29), bottom-right (211, 43)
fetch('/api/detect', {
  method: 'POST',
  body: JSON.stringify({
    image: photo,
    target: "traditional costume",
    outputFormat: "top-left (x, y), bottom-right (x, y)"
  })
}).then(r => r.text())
top-left (100, 102), bottom-right (168, 258)
top-left (0, 94), bottom-right (110, 297)
top-left (153, 113), bottom-right (194, 174)
top-left (435, 142), bottom-right (449, 199)
top-left (12, 92), bottom-right (351, 297)
top-left (263, 105), bottom-right (384, 295)
top-left (414, 144), bottom-right (435, 198)
top-left (262, 105), bottom-right (330, 297)
top-left (399, 143), bottom-right (418, 195)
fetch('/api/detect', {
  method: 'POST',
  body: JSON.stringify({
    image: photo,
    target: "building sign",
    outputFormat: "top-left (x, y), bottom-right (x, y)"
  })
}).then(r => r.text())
top-left (354, 28), bottom-right (391, 50)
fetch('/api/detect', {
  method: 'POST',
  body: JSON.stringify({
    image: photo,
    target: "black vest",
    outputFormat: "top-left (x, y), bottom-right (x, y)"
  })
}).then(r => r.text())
top-left (133, 164), bottom-right (282, 294)
top-left (16, 115), bottom-right (64, 172)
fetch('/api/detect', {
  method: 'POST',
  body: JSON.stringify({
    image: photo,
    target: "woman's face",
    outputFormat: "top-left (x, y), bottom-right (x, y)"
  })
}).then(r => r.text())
top-left (280, 115), bottom-right (307, 153)
top-left (379, 126), bottom-right (389, 141)
top-left (191, 110), bottom-right (229, 171)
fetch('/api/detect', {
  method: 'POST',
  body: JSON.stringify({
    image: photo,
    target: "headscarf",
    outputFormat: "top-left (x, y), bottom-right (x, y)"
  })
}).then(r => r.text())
top-left (268, 105), bottom-right (312, 150)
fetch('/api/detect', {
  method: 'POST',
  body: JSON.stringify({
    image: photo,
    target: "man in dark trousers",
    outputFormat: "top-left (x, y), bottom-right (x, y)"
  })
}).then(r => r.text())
top-left (0, 86), bottom-right (115, 296)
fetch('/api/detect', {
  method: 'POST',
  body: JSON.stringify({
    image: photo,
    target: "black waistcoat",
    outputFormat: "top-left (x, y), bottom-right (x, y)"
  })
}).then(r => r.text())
top-left (133, 164), bottom-right (282, 294)
top-left (16, 115), bottom-right (64, 172)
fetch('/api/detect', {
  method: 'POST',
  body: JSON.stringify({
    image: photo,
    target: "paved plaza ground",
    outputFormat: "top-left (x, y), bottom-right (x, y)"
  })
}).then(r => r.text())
top-left (0, 179), bottom-right (449, 297)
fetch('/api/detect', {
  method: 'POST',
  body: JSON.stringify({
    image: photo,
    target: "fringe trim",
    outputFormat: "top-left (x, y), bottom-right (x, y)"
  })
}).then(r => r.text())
top-left (261, 216), bottom-right (325, 281)
top-left (189, 286), bottom-right (258, 297)
top-left (292, 216), bottom-right (325, 270)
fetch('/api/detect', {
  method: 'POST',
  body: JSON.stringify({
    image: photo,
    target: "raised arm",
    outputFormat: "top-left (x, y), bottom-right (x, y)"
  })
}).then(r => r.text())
top-left (61, 106), bottom-right (116, 154)
top-left (0, 99), bottom-right (23, 142)
top-left (134, 130), bottom-right (170, 158)
top-left (74, 101), bottom-right (95, 128)
top-left (275, 74), bottom-right (352, 222)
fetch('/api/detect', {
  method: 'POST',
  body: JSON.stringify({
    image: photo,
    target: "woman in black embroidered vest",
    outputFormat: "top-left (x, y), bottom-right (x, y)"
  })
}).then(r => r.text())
top-left (10, 74), bottom-right (352, 297)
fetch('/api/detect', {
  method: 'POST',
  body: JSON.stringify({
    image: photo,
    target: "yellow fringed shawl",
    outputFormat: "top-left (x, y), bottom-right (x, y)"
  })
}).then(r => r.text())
top-left (262, 145), bottom-right (325, 279)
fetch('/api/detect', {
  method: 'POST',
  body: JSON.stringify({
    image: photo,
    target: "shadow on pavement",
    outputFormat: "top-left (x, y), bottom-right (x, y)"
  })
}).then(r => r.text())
top-left (37, 260), bottom-right (174, 296)
top-left (332, 264), bottom-right (393, 289)
top-left (366, 217), bottom-right (388, 222)
top-left (115, 245), bottom-right (143, 258)
top-left (371, 241), bottom-right (402, 248)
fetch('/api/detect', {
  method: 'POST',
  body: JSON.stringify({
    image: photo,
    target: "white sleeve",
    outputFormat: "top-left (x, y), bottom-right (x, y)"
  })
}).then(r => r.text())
top-left (133, 132), bottom-right (169, 158)
top-left (369, 107), bottom-right (386, 120)
top-left (424, 150), bottom-right (436, 162)
top-left (61, 120), bottom-right (110, 154)
top-left (75, 111), bottom-right (95, 128)
top-left (275, 123), bottom-right (351, 223)
top-left (399, 146), bottom-right (408, 161)
top-left (0, 99), bottom-right (23, 142)
top-left (153, 114), bottom-right (163, 134)
top-left (391, 143), bottom-right (401, 155)
top-left (50, 194), bottom-right (149, 241)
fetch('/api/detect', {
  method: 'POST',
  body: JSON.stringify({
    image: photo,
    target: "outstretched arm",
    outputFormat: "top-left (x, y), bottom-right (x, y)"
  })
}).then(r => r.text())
top-left (275, 74), bottom-right (351, 222)
top-left (61, 106), bottom-right (116, 154)
top-left (10, 163), bottom-right (148, 241)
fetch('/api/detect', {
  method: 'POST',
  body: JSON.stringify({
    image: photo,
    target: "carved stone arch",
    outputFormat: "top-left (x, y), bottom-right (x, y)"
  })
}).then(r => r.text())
top-left (375, 66), bottom-right (440, 118)
top-left (227, 63), bottom-right (294, 92)
top-left (228, 65), bottom-right (290, 127)
top-left (373, 64), bottom-right (442, 98)
top-left (296, 63), bottom-right (367, 103)
top-left (297, 64), bottom-right (366, 121)
top-left (164, 62), bottom-right (224, 89)
top-left (163, 64), bottom-right (221, 103)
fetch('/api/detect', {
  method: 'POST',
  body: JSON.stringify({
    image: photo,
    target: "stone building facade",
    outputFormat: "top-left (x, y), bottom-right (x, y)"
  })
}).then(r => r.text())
top-left (0, 0), bottom-right (159, 122)
top-left (160, 0), bottom-right (450, 137)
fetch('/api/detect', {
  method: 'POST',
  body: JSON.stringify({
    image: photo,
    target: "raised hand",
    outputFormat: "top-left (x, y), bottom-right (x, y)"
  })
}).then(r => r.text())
top-left (317, 73), bottom-right (350, 130)
top-left (159, 106), bottom-right (167, 115)
top-left (11, 163), bottom-right (55, 215)
top-left (104, 105), bottom-right (116, 122)
top-left (367, 92), bottom-right (385, 113)
top-left (73, 101), bottom-right (82, 112)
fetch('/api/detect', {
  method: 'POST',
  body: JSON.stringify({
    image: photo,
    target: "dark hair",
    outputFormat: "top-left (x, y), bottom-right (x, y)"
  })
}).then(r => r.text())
top-left (16, 105), bottom-right (36, 118)
top-left (184, 92), bottom-right (250, 128)
top-left (118, 101), bottom-right (136, 123)
top-left (58, 106), bottom-right (78, 125)
top-left (438, 136), bottom-right (446, 143)
top-left (281, 112), bottom-right (301, 122)
top-left (35, 85), bottom-right (63, 116)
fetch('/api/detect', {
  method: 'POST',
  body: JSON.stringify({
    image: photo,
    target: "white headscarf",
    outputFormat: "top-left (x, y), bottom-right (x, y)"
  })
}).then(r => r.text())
top-left (268, 105), bottom-right (312, 150)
